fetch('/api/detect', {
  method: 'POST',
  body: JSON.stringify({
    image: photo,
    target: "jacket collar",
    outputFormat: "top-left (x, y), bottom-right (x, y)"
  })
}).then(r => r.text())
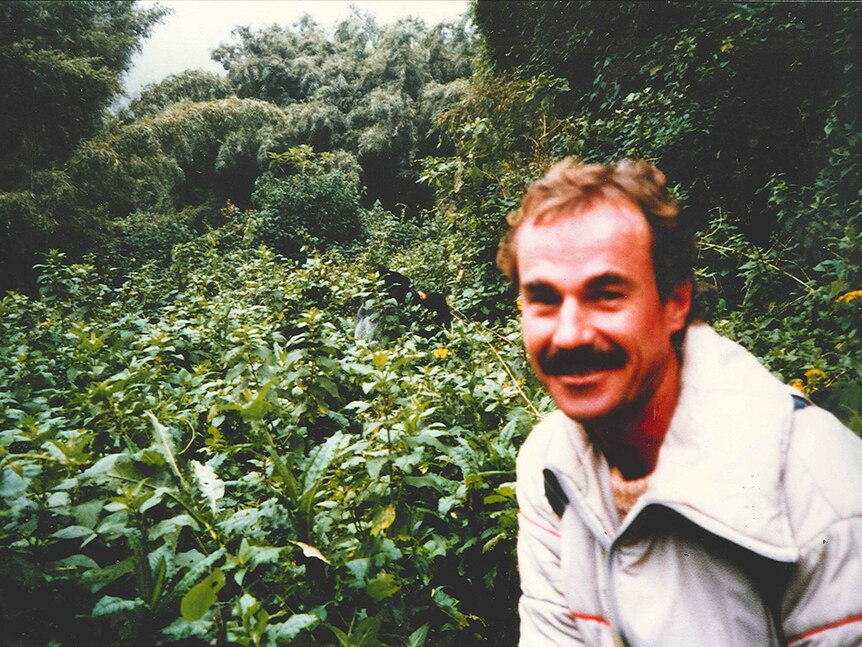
top-left (543, 324), bottom-right (799, 562)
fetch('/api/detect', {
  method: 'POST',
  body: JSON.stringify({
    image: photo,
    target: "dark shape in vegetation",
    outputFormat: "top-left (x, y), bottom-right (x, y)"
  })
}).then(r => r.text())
top-left (355, 270), bottom-right (453, 341)
top-left (417, 290), bottom-right (454, 329)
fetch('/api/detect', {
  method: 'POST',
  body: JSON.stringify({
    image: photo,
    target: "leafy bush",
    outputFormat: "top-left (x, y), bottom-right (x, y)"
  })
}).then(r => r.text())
top-left (252, 147), bottom-right (366, 258)
top-left (96, 206), bottom-right (209, 275)
top-left (0, 224), bottom-right (543, 644)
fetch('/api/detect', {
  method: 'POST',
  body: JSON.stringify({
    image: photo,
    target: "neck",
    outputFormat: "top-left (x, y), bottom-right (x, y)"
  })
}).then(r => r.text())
top-left (586, 352), bottom-right (682, 480)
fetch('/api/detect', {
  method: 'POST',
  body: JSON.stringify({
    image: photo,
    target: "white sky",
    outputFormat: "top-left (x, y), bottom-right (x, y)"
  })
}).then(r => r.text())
top-left (123, 0), bottom-right (471, 99)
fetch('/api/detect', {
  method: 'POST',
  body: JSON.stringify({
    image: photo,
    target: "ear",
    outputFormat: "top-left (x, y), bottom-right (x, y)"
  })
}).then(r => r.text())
top-left (663, 280), bottom-right (692, 335)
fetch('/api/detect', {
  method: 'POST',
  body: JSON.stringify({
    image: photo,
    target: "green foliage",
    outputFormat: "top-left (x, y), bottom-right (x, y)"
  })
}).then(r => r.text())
top-left (0, 224), bottom-right (540, 643)
top-left (421, 71), bottom-right (573, 263)
top-left (252, 147), bottom-right (366, 258)
top-left (0, 0), bottom-right (167, 292)
top-left (97, 204), bottom-right (209, 275)
top-left (472, 2), bottom-right (862, 233)
top-left (121, 70), bottom-right (233, 122)
top-left (99, 97), bottom-right (292, 209)
top-left (212, 11), bottom-right (476, 211)
top-left (3, 4), bottom-right (862, 644)
top-left (32, 98), bottom-right (293, 275)
top-left (0, 5), bottom-right (475, 292)
top-left (0, 0), bottom-right (166, 183)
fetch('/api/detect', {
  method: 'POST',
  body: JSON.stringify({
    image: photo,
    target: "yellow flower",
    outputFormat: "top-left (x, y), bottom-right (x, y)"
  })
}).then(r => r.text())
top-left (837, 289), bottom-right (862, 303)
top-left (790, 379), bottom-right (807, 395)
top-left (804, 368), bottom-right (827, 380)
top-left (432, 347), bottom-right (450, 359)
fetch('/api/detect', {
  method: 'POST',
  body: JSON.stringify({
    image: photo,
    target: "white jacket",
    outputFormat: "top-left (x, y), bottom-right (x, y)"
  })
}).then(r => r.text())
top-left (517, 324), bottom-right (862, 646)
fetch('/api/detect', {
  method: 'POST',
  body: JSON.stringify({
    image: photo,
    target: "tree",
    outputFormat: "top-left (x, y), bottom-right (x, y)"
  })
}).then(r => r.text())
top-left (72, 97), bottom-right (293, 225)
top-left (472, 1), bottom-right (860, 239)
top-left (0, 0), bottom-right (166, 187)
top-left (0, 0), bottom-right (166, 293)
top-left (120, 70), bottom-right (232, 122)
top-left (211, 11), bottom-right (476, 212)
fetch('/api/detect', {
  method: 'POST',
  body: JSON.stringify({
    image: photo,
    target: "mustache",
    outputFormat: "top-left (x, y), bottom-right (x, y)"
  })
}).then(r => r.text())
top-left (539, 344), bottom-right (628, 376)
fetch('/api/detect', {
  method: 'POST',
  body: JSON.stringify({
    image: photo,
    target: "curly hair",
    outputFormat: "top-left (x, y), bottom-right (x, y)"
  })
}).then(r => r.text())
top-left (497, 158), bottom-right (698, 313)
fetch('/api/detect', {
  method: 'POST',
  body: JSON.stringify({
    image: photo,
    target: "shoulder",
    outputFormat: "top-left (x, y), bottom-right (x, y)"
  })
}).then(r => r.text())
top-left (785, 403), bottom-right (862, 544)
top-left (516, 410), bottom-right (570, 512)
top-left (517, 411), bottom-right (567, 466)
top-left (782, 406), bottom-right (862, 641)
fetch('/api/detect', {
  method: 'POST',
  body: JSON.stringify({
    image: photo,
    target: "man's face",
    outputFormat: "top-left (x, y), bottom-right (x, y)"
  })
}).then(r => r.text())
top-left (516, 199), bottom-right (690, 425)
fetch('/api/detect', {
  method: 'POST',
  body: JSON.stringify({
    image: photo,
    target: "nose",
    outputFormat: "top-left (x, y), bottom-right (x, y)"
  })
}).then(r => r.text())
top-left (552, 297), bottom-right (595, 349)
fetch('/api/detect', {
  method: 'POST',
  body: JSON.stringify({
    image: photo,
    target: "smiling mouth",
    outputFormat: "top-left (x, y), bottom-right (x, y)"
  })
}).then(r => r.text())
top-left (555, 366), bottom-right (617, 384)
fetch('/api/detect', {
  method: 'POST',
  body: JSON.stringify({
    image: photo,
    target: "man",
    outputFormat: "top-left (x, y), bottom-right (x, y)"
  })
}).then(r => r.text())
top-left (499, 158), bottom-right (862, 646)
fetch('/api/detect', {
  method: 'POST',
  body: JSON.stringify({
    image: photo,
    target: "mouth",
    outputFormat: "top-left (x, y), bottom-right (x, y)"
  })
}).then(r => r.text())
top-left (553, 366), bottom-right (619, 387)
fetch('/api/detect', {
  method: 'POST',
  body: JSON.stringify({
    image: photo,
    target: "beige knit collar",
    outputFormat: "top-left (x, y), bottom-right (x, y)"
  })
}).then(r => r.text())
top-left (610, 465), bottom-right (650, 519)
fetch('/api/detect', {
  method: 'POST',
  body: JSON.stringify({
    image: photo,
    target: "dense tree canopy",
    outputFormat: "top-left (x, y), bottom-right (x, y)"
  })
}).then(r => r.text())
top-left (120, 70), bottom-right (232, 122)
top-left (0, 0), bottom-right (166, 183)
top-left (472, 1), bottom-right (861, 239)
top-left (0, 0), bottom-right (166, 292)
top-left (213, 11), bottom-right (475, 208)
top-left (0, 6), bottom-right (475, 293)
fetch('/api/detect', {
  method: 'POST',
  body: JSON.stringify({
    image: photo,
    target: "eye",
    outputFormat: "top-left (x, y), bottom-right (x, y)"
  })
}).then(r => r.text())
top-left (586, 287), bottom-right (627, 306)
top-left (598, 289), bottom-right (625, 301)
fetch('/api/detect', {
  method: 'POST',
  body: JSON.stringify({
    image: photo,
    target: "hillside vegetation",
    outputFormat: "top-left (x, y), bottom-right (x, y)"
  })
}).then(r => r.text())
top-left (1, 1), bottom-right (860, 644)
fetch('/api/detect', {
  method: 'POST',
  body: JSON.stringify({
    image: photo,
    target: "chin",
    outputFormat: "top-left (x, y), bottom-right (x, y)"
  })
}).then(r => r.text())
top-left (543, 380), bottom-right (619, 423)
top-left (553, 397), bottom-right (617, 424)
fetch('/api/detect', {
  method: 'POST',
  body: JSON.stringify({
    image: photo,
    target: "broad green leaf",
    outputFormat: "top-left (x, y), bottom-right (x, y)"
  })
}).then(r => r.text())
top-left (366, 571), bottom-right (400, 601)
top-left (172, 548), bottom-right (226, 599)
top-left (239, 378), bottom-right (276, 421)
top-left (82, 557), bottom-right (135, 591)
top-left (50, 525), bottom-right (96, 540)
top-left (432, 588), bottom-right (469, 628)
top-left (406, 623), bottom-right (430, 647)
top-left (58, 554), bottom-right (100, 569)
top-left (180, 568), bottom-right (225, 621)
top-left (267, 613), bottom-right (319, 641)
top-left (92, 595), bottom-right (144, 617)
top-left (149, 513), bottom-right (198, 541)
top-left (0, 469), bottom-right (28, 498)
top-left (344, 558), bottom-right (371, 587)
top-left (369, 505), bottom-right (395, 536)
top-left (302, 431), bottom-right (342, 494)
top-left (149, 554), bottom-right (167, 608)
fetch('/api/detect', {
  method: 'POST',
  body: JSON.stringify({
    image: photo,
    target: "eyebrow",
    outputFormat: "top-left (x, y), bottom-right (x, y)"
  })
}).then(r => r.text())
top-left (521, 272), bottom-right (634, 295)
top-left (521, 281), bottom-right (558, 300)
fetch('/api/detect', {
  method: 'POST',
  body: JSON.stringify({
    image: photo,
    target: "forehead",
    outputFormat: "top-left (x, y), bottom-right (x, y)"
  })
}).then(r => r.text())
top-left (515, 200), bottom-right (654, 287)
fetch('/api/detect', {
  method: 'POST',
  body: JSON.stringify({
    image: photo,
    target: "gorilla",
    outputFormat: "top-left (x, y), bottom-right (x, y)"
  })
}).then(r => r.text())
top-left (354, 270), bottom-right (452, 340)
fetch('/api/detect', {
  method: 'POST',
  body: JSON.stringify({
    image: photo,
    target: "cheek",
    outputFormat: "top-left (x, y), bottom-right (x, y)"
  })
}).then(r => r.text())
top-left (520, 319), bottom-right (546, 362)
